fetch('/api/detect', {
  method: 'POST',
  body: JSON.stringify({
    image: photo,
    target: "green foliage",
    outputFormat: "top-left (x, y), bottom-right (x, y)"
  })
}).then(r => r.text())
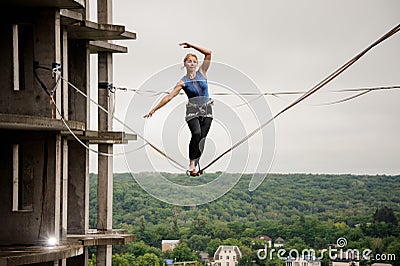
top-left (114, 240), bottom-right (161, 258)
top-left (187, 234), bottom-right (211, 251)
top-left (135, 253), bottom-right (160, 266)
top-left (205, 238), bottom-right (222, 256)
top-left (386, 240), bottom-right (400, 266)
top-left (88, 253), bottom-right (96, 266)
top-left (88, 173), bottom-right (400, 265)
top-left (112, 253), bottom-right (135, 266)
top-left (374, 206), bottom-right (398, 225)
top-left (171, 243), bottom-right (198, 262)
top-left (238, 255), bottom-right (255, 266)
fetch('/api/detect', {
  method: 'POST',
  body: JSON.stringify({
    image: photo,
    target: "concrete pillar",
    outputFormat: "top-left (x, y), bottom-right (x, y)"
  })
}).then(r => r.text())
top-left (97, 1), bottom-right (114, 265)
top-left (61, 27), bottom-right (69, 242)
top-left (67, 140), bottom-right (89, 234)
top-left (55, 11), bottom-right (62, 119)
top-left (96, 50), bottom-right (114, 266)
top-left (39, 133), bottom-right (60, 244)
top-left (54, 134), bottom-right (62, 243)
top-left (62, 28), bottom-right (68, 119)
top-left (66, 34), bottom-right (90, 235)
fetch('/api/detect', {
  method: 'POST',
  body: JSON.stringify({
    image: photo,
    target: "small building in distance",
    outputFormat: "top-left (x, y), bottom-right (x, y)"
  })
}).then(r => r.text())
top-left (274, 236), bottom-right (285, 247)
top-left (254, 235), bottom-right (273, 247)
top-left (164, 259), bottom-right (174, 265)
top-left (162, 239), bottom-right (181, 252)
top-left (199, 251), bottom-right (210, 264)
top-left (213, 245), bottom-right (242, 265)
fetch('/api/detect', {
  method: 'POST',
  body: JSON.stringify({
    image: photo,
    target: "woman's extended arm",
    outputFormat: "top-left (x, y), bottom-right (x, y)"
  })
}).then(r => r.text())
top-left (143, 81), bottom-right (184, 118)
top-left (179, 42), bottom-right (212, 77)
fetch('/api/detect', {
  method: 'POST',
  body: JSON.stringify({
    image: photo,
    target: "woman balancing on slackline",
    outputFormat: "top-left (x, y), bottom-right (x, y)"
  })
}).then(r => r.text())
top-left (144, 42), bottom-right (213, 176)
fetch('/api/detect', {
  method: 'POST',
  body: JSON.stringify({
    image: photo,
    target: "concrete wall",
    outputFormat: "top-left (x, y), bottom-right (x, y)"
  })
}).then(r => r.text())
top-left (0, 8), bottom-right (61, 118)
top-left (0, 131), bottom-right (60, 245)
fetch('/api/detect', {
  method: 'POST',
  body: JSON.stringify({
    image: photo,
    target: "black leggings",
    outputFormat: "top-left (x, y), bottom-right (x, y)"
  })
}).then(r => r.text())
top-left (187, 117), bottom-right (213, 162)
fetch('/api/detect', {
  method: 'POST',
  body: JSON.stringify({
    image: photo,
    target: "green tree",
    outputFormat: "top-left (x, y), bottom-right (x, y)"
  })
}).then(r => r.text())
top-left (192, 215), bottom-right (210, 236)
top-left (188, 234), bottom-right (211, 251)
top-left (222, 238), bottom-right (241, 246)
top-left (112, 254), bottom-right (130, 266)
top-left (285, 236), bottom-right (309, 251)
top-left (238, 255), bottom-right (255, 266)
top-left (206, 238), bottom-right (222, 256)
top-left (370, 238), bottom-right (384, 254)
top-left (374, 206), bottom-right (398, 225)
top-left (118, 240), bottom-right (161, 258)
top-left (135, 253), bottom-right (160, 266)
top-left (386, 240), bottom-right (400, 266)
top-left (171, 243), bottom-right (198, 262)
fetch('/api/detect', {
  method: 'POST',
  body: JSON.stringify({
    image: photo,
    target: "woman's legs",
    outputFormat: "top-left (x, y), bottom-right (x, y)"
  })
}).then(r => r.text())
top-left (187, 117), bottom-right (213, 170)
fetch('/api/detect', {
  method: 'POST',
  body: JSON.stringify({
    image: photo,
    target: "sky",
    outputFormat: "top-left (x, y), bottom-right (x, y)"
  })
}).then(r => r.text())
top-left (88, 0), bottom-right (400, 175)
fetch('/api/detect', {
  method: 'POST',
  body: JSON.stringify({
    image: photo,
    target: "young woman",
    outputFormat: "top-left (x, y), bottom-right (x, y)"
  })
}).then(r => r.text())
top-left (144, 42), bottom-right (213, 176)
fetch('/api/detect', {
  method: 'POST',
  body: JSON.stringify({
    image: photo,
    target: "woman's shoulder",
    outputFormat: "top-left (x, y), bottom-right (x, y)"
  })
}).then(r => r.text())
top-left (177, 79), bottom-right (186, 88)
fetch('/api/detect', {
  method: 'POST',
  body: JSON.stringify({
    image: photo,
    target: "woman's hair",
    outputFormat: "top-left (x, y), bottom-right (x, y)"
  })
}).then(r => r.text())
top-left (183, 53), bottom-right (198, 63)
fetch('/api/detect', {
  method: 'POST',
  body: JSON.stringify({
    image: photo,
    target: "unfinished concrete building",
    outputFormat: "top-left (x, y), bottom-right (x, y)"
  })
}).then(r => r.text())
top-left (0, 0), bottom-right (136, 265)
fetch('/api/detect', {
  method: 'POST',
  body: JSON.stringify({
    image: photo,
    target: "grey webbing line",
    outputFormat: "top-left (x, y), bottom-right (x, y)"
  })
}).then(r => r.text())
top-left (320, 86), bottom-right (400, 105)
top-left (199, 23), bottom-right (400, 173)
top-left (114, 83), bottom-right (400, 103)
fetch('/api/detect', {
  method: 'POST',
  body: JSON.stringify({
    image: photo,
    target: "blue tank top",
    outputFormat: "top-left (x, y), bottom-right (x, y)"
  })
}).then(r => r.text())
top-left (181, 71), bottom-right (209, 104)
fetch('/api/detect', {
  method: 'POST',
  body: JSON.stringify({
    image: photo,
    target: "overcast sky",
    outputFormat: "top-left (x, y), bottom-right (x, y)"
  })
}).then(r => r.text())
top-left (88, 0), bottom-right (400, 175)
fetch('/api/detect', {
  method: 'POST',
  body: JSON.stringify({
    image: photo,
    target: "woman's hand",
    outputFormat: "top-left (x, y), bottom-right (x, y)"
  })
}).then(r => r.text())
top-left (143, 109), bottom-right (155, 118)
top-left (179, 42), bottom-right (192, 48)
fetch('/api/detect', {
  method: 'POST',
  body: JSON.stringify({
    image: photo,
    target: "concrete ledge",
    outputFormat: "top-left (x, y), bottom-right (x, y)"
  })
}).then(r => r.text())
top-left (0, 245), bottom-right (84, 266)
top-left (89, 41), bottom-right (128, 54)
top-left (67, 20), bottom-right (136, 40)
top-left (0, 113), bottom-right (85, 132)
top-left (85, 130), bottom-right (137, 144)
top-left (60, 9), bottom-right (83, 25)
top-left (64, 130), bottom-right (137, 144)
top-left (67, 229), bottom-right (135, 246)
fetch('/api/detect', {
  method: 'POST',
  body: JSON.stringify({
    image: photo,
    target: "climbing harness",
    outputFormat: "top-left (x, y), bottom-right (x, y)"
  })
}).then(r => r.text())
top-left (185, 98), bottom-right (214, 121)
